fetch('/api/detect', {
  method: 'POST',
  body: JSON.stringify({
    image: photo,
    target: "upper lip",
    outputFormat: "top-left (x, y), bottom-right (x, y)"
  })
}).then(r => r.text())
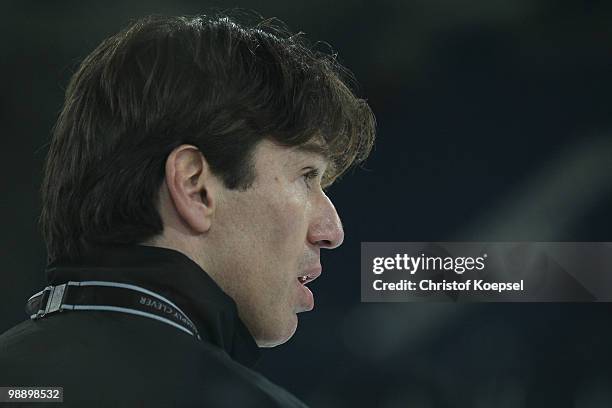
top-left (298, 265), bottom-right (322, 285)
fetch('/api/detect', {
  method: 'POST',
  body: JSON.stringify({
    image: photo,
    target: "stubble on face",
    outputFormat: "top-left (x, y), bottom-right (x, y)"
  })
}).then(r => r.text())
top-left (202, 140), bottom-right (319, 347)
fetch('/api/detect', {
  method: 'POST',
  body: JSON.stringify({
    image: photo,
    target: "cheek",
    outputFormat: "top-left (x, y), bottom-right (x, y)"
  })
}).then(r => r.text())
top-left (265, 194), bottom-right (308, 251)
top-left (219, 183), bottom-right (309, 276)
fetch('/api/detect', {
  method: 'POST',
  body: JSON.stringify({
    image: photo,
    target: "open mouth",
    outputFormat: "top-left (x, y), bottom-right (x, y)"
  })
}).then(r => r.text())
top-left (297, 267), bottom-right (321, 285)
top-left (297, 275), bottom-right (313, 285)
top-left (297, 265), bottom-right (321, 285)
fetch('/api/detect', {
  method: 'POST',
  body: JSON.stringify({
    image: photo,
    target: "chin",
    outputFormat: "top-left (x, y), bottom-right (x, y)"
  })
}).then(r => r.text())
top-left (255, 314), bottom-right (298, 348)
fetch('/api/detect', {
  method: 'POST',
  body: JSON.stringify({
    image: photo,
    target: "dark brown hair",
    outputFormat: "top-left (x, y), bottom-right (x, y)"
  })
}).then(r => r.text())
top-left (40, 13), bottom-right (376, 264)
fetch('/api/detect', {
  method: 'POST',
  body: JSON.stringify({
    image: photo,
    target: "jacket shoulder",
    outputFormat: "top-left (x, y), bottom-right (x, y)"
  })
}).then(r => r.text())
top-left (0, 314), bottom-right (308, 407)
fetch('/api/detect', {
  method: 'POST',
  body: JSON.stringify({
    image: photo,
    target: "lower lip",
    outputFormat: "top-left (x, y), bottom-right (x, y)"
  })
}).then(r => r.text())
top-left (296, 280), bottom-right (314, 312)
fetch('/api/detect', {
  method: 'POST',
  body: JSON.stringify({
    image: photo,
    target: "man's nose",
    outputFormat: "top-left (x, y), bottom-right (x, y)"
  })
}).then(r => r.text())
top-left (308, 192), bottom-right (344, 249)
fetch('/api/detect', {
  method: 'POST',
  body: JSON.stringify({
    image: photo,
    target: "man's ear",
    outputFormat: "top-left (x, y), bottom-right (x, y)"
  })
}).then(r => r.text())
top-left (164, 144), bottom-right (216, 233)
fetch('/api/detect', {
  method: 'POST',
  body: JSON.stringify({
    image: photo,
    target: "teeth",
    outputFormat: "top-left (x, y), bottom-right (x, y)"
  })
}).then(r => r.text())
top-left (298, 275), bottom-right (308, 283)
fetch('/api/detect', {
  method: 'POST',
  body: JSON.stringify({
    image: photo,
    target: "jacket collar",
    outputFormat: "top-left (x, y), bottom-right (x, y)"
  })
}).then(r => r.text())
top-left (45, 243), bottom-right (261, 368)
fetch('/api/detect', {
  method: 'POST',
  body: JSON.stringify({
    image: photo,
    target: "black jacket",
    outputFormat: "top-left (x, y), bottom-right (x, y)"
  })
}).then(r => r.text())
top-left (0, 244), bottom-right (308, 407)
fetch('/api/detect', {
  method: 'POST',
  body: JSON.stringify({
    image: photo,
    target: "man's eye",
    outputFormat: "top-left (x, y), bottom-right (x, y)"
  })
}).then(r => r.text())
top-left (302, 169), bottom-right (320, 189)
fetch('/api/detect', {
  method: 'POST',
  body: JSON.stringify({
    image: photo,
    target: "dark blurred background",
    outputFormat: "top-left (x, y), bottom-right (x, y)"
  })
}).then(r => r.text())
top-left (2, 1), bottom-right (612, 407)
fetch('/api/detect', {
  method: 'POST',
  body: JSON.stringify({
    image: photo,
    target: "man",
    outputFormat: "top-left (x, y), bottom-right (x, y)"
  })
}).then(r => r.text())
top-left (0, 13), bottom-right (374, 407)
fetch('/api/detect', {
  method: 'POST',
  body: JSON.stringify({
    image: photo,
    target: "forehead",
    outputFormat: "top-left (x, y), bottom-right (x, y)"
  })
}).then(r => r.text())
top-left (254, 139), bottom-right (329, 169)
top-left (292, 139), bottom-right (328, 159)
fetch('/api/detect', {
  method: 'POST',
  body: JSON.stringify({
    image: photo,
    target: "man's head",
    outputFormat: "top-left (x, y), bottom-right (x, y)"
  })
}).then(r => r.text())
top-left (41, 14), bottom-right (375, 346)
top-left (149, 139), bottom-right (345, 346)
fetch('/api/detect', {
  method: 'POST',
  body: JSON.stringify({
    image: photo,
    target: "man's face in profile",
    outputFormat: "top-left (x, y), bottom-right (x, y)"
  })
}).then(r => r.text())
top-left (207, 139), bottom-right (344, 347)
